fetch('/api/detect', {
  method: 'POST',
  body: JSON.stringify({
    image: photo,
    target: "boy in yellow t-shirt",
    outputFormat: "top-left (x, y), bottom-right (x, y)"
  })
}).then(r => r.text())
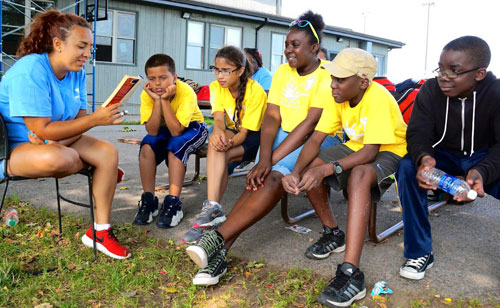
top-left (133, 54), bottom-right (208, 229)
top-left (282, 48), bottom-right (407, 307)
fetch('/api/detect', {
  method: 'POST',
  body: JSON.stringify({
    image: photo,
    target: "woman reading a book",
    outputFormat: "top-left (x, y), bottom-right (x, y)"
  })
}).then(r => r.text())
top-left (0, 10), bottom-right (130, 259)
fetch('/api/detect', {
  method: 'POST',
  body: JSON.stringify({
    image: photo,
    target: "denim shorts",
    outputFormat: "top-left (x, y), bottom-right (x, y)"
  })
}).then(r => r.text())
top-left (256, 128), bottom-right (342, 176)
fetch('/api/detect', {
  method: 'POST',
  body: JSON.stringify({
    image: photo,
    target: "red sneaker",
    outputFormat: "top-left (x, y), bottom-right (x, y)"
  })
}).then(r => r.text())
top-left (81, 227), bottom-right (131, 259)
top-left (117, 167), bottom-right (125, 184)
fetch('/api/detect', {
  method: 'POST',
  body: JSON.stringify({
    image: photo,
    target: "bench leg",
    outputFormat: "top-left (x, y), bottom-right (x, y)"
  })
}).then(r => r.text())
top-left (368, 200), bottom-right (448, 243)
top-left (280, 192), bottom-right (316, 224)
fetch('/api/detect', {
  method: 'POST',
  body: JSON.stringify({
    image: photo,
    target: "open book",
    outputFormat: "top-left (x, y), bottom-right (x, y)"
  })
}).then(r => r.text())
top-left (102, 75), bottom-right (143, 107)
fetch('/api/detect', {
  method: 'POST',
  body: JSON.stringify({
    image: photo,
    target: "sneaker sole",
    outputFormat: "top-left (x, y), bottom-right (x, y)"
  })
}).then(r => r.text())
top-left (157, 210), bottom-right (183, 228)
top-left (133, 210), bottom-right (159, 225)
top-left (192, 268), bottom-right (227, 286)
top-left (399, 263), bottom-right (433, 280)
top-left (192, 216), bottom-right (226, 228)
top-left (306, 244), bottom-right (346, 260)
top-left (318, 288), bottom-right (366, 307)
top-left (186, 245), bottom-right (208, 268)
top-left (81, 234), bottom-right (131, 260)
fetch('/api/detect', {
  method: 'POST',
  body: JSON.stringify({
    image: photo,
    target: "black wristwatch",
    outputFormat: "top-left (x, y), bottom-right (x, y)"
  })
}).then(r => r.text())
top-left (331, 161), bottom-right (343, 176)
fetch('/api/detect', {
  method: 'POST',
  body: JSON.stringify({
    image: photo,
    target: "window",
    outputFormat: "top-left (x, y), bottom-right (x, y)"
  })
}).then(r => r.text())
top-left (208, 24), bottom-right (242, 66)
top-left (1, 0), bottom-right (55, 56)
top-left (374, 54), bottom-right (386, 76)
top-left (329, 52), bottom-right (338, 61)
top-left (95, 9), bottom-right (136, 64)
top-left (271, 33), bottom-right (286, 74)
top-left (186, 21), bottom-right (204, 69)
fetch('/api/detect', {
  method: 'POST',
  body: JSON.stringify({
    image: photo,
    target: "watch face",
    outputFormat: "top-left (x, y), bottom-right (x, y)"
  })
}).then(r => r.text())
top-left (334, 164), bottom-right (342, 174)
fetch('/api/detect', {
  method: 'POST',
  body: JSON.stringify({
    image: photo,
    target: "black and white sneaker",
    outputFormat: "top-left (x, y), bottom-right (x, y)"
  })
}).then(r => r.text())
top-left (317, 262), bottom-right (366, 308)
top-left (400, 252), bottom-right (434, 280)
top-left (305, 225), bottom-right (345, 260)
top-left (186, 230), bottom-right (225, 268)
top-left (192, 248), bottom-right (227, 286)
top-left (133, 192), bottom-right (159, 225)
top-left (156, 195), bottom-right (183, 228)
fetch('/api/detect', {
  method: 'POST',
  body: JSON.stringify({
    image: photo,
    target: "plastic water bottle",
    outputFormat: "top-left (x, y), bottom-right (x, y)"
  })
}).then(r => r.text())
top-left (421, 167), bottom-right (477, 200)
top-left (4, 208), bottom-right (19, 227)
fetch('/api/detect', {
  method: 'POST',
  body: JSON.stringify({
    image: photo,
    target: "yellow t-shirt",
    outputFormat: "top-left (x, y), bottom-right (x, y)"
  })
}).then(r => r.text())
top-left (315, 82), bottom-right (408, 157)
top-left (209, 78), bottom-right (267, 131)
top-left (140, 79), bottom-right (204, 126)
top-left (267, 61), bottom-right (334, 133)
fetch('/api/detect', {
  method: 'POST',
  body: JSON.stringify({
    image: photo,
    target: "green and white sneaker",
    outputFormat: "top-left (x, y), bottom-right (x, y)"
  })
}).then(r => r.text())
top-left (193, 249), bottom-right (227, 286)
top-left (186, 230), bottom-right (225, 268)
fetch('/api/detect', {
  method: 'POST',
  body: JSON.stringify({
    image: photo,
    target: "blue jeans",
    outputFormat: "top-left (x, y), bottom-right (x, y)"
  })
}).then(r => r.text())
top-left (396, 148), bottom-right (500, 258)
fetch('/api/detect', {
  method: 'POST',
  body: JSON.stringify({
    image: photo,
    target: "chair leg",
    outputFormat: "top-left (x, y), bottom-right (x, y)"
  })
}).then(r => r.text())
top-left (280, 192), bottom-right (316, 224)
top-left (86, 173), bottom-right (97, 261)
top-left (0, 179), bottom-right (10, 215)
top-left (368, 200), bottom-right (448, 243)
top-left (55, 178), bottom-right (63, 236)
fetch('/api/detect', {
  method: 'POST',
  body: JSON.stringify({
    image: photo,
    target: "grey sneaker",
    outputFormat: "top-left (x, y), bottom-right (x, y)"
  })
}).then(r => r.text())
top-left (193, 248), bottom-right (227, 286)
top-left (186, 230), bottom-right (225, 268)
top-left (234, 161), bottom-right (255, 173)
top-left (182, 225), bottom-right (218, 244)
top-left (305, 226), bottom-right (346, 260)
top-left (192, 200), bottom-right (226, 228)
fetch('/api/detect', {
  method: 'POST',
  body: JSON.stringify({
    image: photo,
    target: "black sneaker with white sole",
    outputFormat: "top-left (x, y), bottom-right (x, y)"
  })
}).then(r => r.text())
top-left (305, 225), bottom-right (345, 260)
top-left (399, 252), bottom-right (434, 280)
top-left (156, 195), bottom-right (183, 228)
top-left (317, 262), bottom-right (366, 308)
top-left (192, 248), bottom-right (227, 286)
top-left (133, 192), bottom-right (159, 225)
top-left (186, 230), bottom-right (225, 268)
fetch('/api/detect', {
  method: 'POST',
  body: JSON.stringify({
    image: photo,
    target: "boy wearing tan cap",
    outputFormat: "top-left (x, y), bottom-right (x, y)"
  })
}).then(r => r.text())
top-left (282, 47), bottom-right (407, 307)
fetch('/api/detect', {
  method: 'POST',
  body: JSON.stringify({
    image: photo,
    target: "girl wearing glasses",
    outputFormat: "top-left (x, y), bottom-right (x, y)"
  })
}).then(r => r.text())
top-left (182, 46), bottom-right (267, 245)
top-left (186, 11), bottom-right (341, 286)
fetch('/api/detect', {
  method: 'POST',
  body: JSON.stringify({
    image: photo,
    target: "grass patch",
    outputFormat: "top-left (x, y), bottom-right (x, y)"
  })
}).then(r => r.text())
top-left (122, 120), bottom-right (140, 125)
top-left (0, 201), bottom-right (325, 307)
top-left (203, 116), bottom-right (213, 126)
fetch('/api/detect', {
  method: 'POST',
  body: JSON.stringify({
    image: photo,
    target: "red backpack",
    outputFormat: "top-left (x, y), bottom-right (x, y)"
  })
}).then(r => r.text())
top-left (373, 77), bottom-right (425, 124)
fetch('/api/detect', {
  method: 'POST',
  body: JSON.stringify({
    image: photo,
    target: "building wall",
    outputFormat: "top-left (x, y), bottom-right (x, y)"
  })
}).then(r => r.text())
top-left (53, 0), bottom-right (392, 114)
top-left (194, 0), bottom-right (277, 15)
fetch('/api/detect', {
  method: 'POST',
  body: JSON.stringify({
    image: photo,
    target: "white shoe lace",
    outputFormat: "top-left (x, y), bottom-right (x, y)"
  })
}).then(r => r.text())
top-left (405, 256), bottom-right (427, 269)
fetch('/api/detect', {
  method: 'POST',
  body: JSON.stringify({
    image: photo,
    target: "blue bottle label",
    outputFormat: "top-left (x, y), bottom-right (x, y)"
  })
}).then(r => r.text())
top-left (438, 174), bottom-right (458, 194)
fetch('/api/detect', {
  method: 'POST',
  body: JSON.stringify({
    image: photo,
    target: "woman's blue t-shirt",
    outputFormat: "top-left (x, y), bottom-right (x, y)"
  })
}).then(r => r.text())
top-left (0, 53), bottom-right (87, 145)
top-left (252, 66), bottom-right (273, 91)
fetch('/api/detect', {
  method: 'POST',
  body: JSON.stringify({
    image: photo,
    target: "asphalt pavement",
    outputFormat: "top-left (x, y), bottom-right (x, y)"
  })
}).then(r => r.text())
top-left (3, 123), bottom-right (500, 302)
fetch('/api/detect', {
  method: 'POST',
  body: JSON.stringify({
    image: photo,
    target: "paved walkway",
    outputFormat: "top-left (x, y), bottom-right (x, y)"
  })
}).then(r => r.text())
top-left (4, 124), bottom-right (500, 301)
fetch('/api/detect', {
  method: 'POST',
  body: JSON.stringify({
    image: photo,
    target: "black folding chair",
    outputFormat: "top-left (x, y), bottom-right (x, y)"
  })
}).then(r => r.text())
top-left (0, 113), bottom-right (98, 259)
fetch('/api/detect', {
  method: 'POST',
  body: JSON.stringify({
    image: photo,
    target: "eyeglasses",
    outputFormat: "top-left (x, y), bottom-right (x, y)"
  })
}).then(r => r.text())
top-left (433, 67), bottom-right (481, 79)
top-left (210, 65), bottom-right (239, 77)
top-left (289, 19), bottom-right (320, 44)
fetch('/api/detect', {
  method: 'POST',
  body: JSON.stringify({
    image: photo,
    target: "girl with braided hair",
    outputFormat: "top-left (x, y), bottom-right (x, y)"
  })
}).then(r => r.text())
top-left (0, 10), bottom-right (130, 259)
top-left (182, 46), bottom-right (267, 244)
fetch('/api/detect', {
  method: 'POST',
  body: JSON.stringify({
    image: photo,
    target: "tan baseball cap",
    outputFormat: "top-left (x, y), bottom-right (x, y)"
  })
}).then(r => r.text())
top-left (322, 48), bottom-right (378, 81)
